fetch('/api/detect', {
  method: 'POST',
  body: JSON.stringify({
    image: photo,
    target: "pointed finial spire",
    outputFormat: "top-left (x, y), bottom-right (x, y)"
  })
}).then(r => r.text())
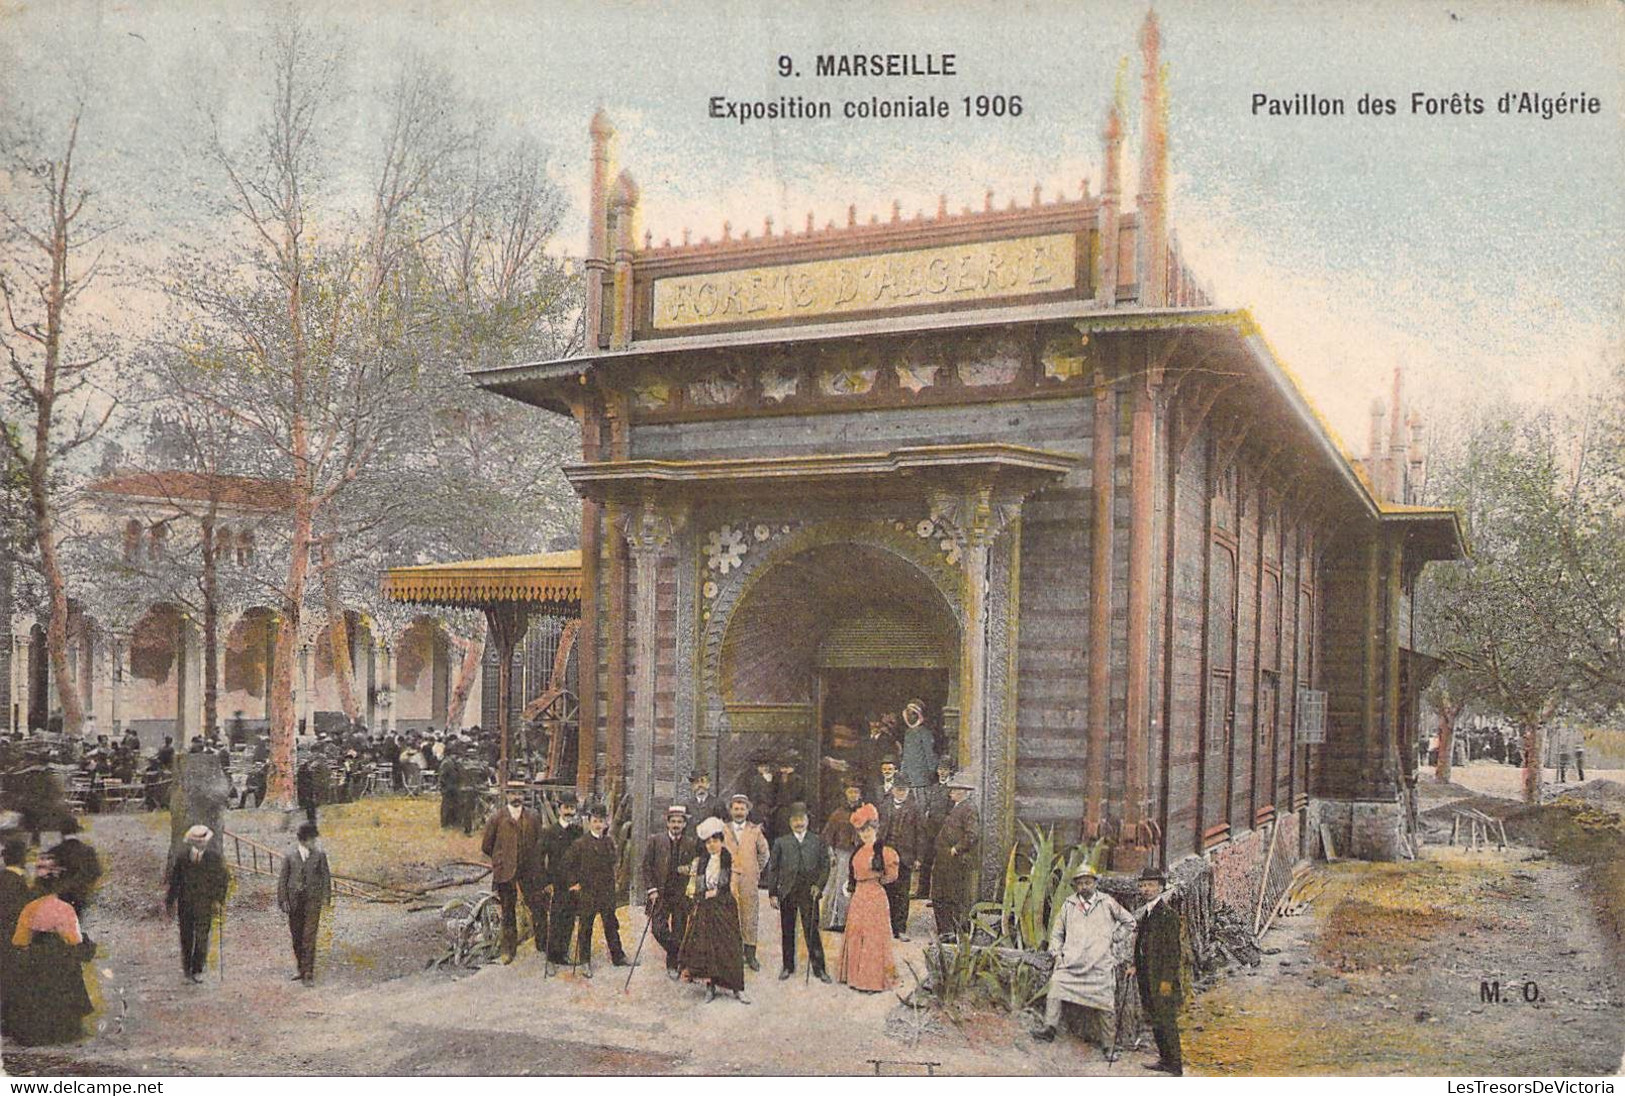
top-left (937, 194), bottom-right (947, 218)
top-left (847, 204), bottom-right (857, 227)
top-left (764, 215), bottom-right (773, 236)
top-left (891, 200), bottom-right (902, 222)
top-left (1033, 183), bottom-right (1043, 206)
top-left (722, 220), bottom-right (732, 241)
top-left (682, 227), bottom-right (691, 245)
top-left (984, 189), bottom-right (994, 212)
top-left (806, 211), bottom-right (814, 233)
top-left (642, 230), bottom-right (652, 249)
top-left (611, 169), bottom-right (639, 208)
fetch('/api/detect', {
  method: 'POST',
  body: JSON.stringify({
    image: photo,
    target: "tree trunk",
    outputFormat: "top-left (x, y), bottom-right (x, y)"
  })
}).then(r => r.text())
top-left (1520, 721), bottom-right (1543, 805)
top-left (201, 514), bottom-right (220, 739)
top-left (266, 501), bottom-right (313, 809)
top-left (34, 497), bottom-right (85, 738)
top-left (319, 538), bottom-right (358, 723)
top-left (1434, 705), bottom-right (1457, 785)
top-left (444, 618), bottom-right (487, 731)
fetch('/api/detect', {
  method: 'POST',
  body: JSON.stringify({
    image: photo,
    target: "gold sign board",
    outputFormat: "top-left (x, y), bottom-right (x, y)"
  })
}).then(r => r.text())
top-left (651, 233), bottom-right (1077, 331)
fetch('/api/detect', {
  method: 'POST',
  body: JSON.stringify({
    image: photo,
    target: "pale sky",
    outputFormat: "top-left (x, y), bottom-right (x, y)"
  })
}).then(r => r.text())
top-left (4, 0), bottom-right (1621, 452)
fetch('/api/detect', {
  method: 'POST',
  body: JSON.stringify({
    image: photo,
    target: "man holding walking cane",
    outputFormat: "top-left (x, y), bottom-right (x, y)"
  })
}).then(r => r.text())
top-left (164, 825), bottom-right (229, 984)
top-left (767, 802), bottom-right (832, 983)
top-left (640, 804), bottom-right (699, 979)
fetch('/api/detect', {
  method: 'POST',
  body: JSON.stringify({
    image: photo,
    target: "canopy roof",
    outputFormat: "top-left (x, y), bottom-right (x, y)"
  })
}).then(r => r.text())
top-left (381, 550), bottom-right (582, 610)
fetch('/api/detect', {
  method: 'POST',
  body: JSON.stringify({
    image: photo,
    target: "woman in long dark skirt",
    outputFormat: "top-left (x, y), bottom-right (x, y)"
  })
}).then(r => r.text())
top-left (678, 817), bottom-right (749, 1002)
top-left (9, 852), bottom-right (96, 1045)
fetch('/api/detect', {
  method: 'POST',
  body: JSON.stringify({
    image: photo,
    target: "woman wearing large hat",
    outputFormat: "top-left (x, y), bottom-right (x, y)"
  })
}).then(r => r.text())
top-left (8, 849), bottom-right (96, 1045)
top-left (837, 803), bottom-right (899, 992)
top-left (678, 817), bottom-right (749, 1002)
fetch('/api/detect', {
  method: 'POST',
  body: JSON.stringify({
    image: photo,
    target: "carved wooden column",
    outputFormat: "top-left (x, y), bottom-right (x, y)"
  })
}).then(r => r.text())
top-left (617, 492), bottom-right (685, 900)
top-left (485, 602), bottom-right (532, 788)
top-left (1086, 372), bottom-right (1117, 837)
top-left (930, 477), bottom-right (1024, 892)
top-left (1381, 532), bottom-right (1404, 795)
top-left (1123, 361), bottom-right (1164, 857)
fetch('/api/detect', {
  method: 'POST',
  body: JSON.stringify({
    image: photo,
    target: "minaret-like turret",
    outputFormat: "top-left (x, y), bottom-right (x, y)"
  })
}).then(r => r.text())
top-left (609, 170), bottom-right (640, 350)
top-left (586, 109), bottom-right (616, 349)
top-left (1137, 10), bottom-right (1169, 308)
top-left (1096, 101), bottom-right (1123, 306)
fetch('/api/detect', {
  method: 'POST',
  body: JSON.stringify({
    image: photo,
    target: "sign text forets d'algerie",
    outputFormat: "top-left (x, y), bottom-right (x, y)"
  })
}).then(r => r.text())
top-left (650, 233), bottom-right (1076, 331)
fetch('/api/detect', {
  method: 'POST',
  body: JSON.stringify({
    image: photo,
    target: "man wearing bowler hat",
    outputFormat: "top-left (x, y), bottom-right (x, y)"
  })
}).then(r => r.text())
top-left (277, 821), bottom-right (332, 984)
top-left (1132, 866), bottom-right (1184, 1075)
top-left (766, 801), bottom-right (832, 982)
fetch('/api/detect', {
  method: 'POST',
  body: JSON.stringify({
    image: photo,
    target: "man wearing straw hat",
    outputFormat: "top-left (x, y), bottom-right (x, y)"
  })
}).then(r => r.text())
top-left (164, 824), bottom-right (229, 984)
top-left (722, 792), bottom-right (770, 972)
top-left (641, 804), bottom-right (700, 978)
top-left (1036, 862), bottom-right (1136, 1059)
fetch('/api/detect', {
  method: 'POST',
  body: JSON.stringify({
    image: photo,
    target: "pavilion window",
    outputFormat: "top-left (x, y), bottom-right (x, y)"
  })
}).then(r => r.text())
top-left (238, 530), bottom-right (254, 566)
top-left (149, 522), bottom-right (168, 561)
top-left (123, 519), bottom-right (141, 563)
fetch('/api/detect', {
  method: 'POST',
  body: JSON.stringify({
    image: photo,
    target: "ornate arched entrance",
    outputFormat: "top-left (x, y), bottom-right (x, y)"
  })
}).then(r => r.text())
top-left (711, 532), bottom-right (961, 815)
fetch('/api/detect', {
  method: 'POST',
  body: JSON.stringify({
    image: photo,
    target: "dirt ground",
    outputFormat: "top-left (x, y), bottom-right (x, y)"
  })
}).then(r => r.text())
top-left (2, 800), bottom-right (1150, 1076)
top-left (6, 779), bottom-right (1622, 1076)
top-left (1185, 774), bottom-right (1625, 1076)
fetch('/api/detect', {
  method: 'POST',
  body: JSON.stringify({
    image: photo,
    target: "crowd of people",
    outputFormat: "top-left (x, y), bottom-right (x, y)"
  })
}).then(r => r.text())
top-left (0, 697), bottom-right (1185, 1071)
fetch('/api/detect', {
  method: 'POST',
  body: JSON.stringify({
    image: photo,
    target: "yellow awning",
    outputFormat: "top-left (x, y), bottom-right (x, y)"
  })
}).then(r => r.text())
top-left (381, 550), bottom-right (582, 609)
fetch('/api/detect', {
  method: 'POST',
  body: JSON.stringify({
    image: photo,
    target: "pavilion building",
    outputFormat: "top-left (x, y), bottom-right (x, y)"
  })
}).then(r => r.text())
top-left (471, 15), bottom-right (1464, 900)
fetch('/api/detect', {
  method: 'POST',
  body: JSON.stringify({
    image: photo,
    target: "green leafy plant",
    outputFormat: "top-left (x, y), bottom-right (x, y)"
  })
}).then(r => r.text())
top-left (924, 828), bottom-right (1109, 1014)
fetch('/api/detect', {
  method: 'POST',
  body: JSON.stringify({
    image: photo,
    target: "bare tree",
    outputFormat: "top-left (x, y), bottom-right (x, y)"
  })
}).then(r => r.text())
top-left (0, 105), bottom-right (118, 738)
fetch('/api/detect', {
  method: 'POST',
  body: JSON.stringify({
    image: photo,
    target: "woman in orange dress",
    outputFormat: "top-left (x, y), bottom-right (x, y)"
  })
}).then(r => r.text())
top-left (837, 803), bottom-right (899, 992)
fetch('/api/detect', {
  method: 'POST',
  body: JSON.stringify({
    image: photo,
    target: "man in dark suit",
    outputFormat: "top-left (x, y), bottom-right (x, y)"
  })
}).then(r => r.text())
top-left (481, 788), bottom-right (547, 963)
top-left (640, 804), bottom-right (699, 977)
top-left (438, 751), bottom-right (464, 829)
top-left (165, 824), bottom-right (229, 983)
top-left (277, 821), bottom-right (332, 984)
top-left (563, 801), bottom-right (627, 974)
top-left (767, 801), bottom-right (832, 982)
top-left (742, 753), bottom-right (779, 831)
top-left (538, 793), bottom-right (581, 970)
top-left (1133, 867), bottom-right (1184, 1075)
top-left (768, 756), bottom-right (807, 844)
top-left (296, 756), bottom-right (320, 824)
top-left (930, 771), bottom-right (979, 939)
top-left (917, 754), bottom-right (955, 898)
top-left (678, 770), bottom-right (727, 822)
top-left (855, 714), bottom-right (897, 787)
top-left (868, 755), bottom-right (902, 811)
top-left (877, 783), bottom-right (923, 940)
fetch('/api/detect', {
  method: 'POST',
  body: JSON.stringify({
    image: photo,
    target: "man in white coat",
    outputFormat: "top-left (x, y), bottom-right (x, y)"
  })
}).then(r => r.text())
top-left (1036, 863), bottom-right (1136, 1058)
top-left (723, 792), bottom-right (771, 972)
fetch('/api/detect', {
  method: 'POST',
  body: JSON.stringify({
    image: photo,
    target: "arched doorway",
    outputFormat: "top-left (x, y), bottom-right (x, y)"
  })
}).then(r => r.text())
top-left (719, 542), bottom-right (959, 818)
top-left (223, 608), bottom-right (279, 734)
